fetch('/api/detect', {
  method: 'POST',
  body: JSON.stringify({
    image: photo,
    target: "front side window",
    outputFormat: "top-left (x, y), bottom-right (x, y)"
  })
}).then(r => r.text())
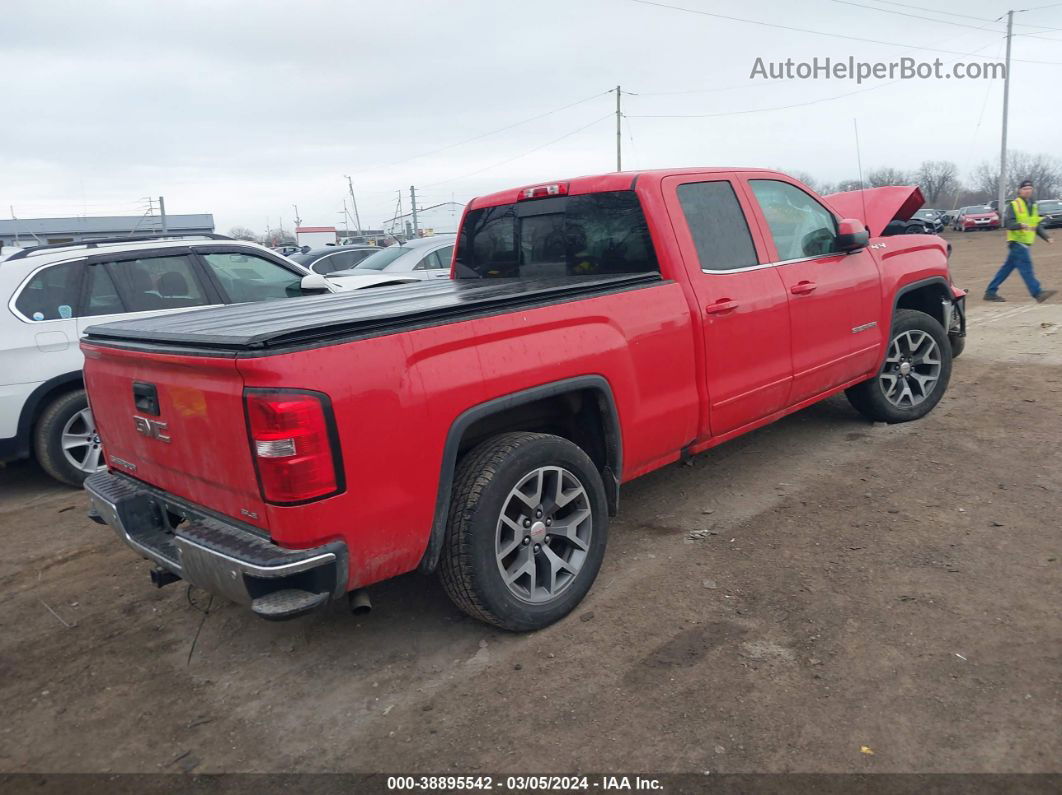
top-left (200, 251), bottom-right (302, 302)
top-left (676, 181), bottom-right (759, 271)
top-left (455, 190), bottom-right (658, 279)
top-left (749, 180), bottom-right (838, 260)
top-left (312, 251), bottom-right (357, 274)
top-left (414, 246), bottom-right (454, 271)
top-left (107, 255), bottom-right (210, 312)
top-left (15, 261), bottom-right (83, 321)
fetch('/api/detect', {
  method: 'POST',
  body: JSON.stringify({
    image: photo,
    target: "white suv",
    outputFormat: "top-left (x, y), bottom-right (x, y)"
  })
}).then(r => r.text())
top-left (1, 234), bottom-right (334, 486)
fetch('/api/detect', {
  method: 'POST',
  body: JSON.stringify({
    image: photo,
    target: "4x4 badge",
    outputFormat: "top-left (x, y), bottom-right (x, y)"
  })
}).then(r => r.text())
top-left (133, 416), bottom-right (171, 443)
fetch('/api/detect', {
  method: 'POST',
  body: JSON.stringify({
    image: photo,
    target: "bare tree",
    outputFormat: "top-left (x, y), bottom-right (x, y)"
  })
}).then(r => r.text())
top-left (788, 171), bottom-right (820, 192)
top-left (915, 161), bottom-right (960, 206)
top-left (228, 226), bottom-right (259, 242)
top-left (971, 151), bottom-right (1062, 202)
top-left (866, 167), bottom-right (910, 187)
top-left (833, 179), bottom-right (864, 193)
top-left (261, 227), bottom-right (293, 247)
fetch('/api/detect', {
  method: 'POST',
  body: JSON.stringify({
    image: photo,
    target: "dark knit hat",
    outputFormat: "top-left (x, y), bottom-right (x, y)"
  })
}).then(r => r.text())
top-left (1018, 180), bottom-right (1034, 188)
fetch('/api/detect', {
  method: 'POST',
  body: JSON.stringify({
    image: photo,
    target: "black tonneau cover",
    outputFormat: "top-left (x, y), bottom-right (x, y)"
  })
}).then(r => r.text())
top-left (83, 274), bottom-right (662, 352)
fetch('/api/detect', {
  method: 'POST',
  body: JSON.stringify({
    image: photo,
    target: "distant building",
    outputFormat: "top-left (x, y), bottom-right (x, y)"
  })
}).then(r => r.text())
top-left (295, 226), bottom-right (338, 247)
top-left (0, 213), bottom-right (214, 248)
top-left (383, 201), bottom-right (464, 237)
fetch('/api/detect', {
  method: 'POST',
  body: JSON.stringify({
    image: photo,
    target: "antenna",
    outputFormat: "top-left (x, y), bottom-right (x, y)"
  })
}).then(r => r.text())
top-left (853, 118), bottom-right (869, 231)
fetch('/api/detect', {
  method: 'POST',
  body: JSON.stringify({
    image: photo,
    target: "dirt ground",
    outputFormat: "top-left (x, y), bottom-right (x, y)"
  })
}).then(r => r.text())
top-left (0, 229), bottom-right (1059, 776)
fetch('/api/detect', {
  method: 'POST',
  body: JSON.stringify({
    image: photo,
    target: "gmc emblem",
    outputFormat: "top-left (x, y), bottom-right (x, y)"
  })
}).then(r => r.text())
top-left (133, 415), bottom-right (171, 443)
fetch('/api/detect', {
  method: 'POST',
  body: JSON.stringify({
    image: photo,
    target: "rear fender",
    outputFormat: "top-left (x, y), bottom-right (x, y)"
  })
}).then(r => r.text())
top-left (416, 375), bottom-right (622, 574)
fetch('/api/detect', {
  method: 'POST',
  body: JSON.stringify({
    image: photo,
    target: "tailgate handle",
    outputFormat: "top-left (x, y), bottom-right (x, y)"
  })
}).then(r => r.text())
top-left (132, 382), bottom-right (160, 416)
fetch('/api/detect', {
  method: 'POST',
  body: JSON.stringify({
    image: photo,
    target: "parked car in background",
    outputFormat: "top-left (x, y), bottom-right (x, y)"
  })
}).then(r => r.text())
top-left (941, 209), bottom-right (959, 226)
top-left (81, 169), bottom-right (964, 629)
top-left (953, 206), bottom-right (1000, 232)
top-left (0, 234), bottom-right (337, 486)
top-left (1036, 199), bottom-right (1062, 229)
top-left (288, 244), bottom-right (381, 275)
top-left (909, 208), bottom-right (945, 234)
top-left (325, 234), bottom-right (456, 289)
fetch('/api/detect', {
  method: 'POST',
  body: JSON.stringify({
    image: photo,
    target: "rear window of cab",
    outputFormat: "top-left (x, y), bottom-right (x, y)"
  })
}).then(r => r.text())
top-left (454, 190), bottom-right (659, 279)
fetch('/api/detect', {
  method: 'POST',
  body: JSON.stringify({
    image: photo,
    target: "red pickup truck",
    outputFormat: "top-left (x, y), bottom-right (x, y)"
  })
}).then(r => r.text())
top-left (81, 168), bottom-right (965, 630)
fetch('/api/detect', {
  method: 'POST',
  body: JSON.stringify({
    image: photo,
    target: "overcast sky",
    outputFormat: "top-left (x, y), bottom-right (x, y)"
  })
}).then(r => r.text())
top-left (3, 0), bottom-right (1060, 235)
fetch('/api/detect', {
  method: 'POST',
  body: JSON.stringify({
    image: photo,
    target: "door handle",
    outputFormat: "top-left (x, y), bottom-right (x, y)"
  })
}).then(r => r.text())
top-left (790, 280), bottom-right (817, 295)
top-left (705, 299), bottom-right (739, 315)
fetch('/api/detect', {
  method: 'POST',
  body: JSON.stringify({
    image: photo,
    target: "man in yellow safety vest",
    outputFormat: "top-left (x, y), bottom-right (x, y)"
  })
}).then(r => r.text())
top-left (984, 180), bottom-right (1054, 302)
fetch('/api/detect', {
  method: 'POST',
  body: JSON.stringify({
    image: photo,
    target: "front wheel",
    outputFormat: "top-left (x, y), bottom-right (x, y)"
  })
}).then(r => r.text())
top-left (33, 389), bottom-right (106, 487)
top-left (846, 309), bottom-right (953, 423)
top-left (949, 333), bottom-right (966, 359)
top-left (439, 432), bottom-right (608, 631)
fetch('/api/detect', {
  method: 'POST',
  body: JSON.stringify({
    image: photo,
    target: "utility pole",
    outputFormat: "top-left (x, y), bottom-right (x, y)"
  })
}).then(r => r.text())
top-left (615, 85), bottom-right (622, 172)
top-left (345, 175), bottom-right (363, 236)
top-left (158, 196), bottom-right (167, 234)
top-left (410, 185), bottom-right (419, 237)
top-left (997, 10), bottom-right (1014, 214)
top-left (10, 206), bottom-right (20, 247)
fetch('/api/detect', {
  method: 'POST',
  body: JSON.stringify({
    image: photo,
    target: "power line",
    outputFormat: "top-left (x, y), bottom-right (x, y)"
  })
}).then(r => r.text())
top-left (419, 113), bottom-right (614, 189)
top-left (347, 89), bottom-right (612, 177)
top-left (627, 0), bottom-right (1062, 64)
top-left (829, 0), bottom-right (1006, 32)
top-left (833, 0), bottom-right (1062, 32)
top-left (627, 37), bottom-right (1001, 119)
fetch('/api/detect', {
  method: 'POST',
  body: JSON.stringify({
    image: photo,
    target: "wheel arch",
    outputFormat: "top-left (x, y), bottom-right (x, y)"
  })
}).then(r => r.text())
top-left (417, 375), bottom-right (622, 574)
top-left (878, 277), bottom-right (954, 370)
top-left (3, 371), bottom-right (84, 463)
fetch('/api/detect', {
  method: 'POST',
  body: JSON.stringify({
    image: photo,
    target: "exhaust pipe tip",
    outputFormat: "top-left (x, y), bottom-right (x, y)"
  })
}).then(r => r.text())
top-left (348, 589), bottom-right (372, 615)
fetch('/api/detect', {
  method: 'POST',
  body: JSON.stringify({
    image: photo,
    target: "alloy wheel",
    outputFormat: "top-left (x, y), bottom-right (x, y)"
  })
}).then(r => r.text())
top-left (495, 466), bottom-right (592, 604)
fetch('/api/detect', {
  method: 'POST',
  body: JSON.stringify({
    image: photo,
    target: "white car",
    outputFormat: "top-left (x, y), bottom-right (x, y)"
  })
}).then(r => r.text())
top-left (0, 234), bottom-right (337, 486)
top-left (325, 234), bottom-right (456, 290)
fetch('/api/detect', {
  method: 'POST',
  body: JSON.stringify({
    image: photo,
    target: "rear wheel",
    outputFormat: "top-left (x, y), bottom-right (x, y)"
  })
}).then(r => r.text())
top-left (846, 309), bottom-right (952, 423)
top-left (34, 389), bottom-right (105, 487)
top-left (439, 432), bottom-right (608, 631)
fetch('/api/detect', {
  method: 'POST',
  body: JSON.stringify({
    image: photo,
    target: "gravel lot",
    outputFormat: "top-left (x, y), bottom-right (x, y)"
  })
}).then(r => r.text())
top-left (0, 229), bottom-right (1059, 776)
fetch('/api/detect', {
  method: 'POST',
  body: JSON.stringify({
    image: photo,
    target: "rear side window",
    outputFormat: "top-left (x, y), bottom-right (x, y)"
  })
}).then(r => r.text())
top-left (676, 181), bottom-right (759, 271)
top-left (107, 255), bottom-right (211, 312)
top-left (455, 190), bottom-right (658, 279)
top-left (15, 261), bottom-right (83, 320)
top-left (201, 252), bottom-right (302, 302)
top-left (83, 264), bottom-right (124, 317)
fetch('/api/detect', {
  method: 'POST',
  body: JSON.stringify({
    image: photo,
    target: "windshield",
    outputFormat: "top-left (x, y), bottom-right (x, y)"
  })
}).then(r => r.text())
top-left (1038, 200), bottom-right (1062, 213)
top-left (342, 246), bottom-right (409, 272)
top-left (913, 210), bottom-right (935, 219)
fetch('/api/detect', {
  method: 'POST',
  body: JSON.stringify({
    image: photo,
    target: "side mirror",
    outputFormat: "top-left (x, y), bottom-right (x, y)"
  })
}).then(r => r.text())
top-left (835, 218), bottom-right (869, 253)
top-left (300, 273), bottom-right (331, 293)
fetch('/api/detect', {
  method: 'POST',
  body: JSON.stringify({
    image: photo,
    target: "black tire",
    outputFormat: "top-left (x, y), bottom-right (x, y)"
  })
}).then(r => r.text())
top-left (33, 389), bottom-right (103, 487)
top-left (438, 432), bottom-right (608, 632)
top-left (949, 333), bottom-right (966, 359)
top-left (845, 309), bottom-right (953, 424)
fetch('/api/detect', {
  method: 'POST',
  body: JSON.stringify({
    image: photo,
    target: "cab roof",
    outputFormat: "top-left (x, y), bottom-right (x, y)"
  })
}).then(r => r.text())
top-left (468, 167), bottom-right (782, 210)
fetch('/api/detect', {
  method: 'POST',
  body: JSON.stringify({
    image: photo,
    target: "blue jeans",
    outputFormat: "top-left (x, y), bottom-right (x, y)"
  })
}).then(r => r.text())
top-left (987, 242), bottom-right (1042, 297)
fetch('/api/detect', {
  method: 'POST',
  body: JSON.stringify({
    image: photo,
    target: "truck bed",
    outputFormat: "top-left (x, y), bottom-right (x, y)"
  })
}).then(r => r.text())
top-left (82, 273), bottom-right (663, 353)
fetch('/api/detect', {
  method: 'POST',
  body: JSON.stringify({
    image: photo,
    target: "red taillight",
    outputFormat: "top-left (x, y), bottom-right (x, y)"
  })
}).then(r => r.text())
top-left (244, 390), bottom-right (342, 504)
top-left (517, 183), bottom-right (569, 201)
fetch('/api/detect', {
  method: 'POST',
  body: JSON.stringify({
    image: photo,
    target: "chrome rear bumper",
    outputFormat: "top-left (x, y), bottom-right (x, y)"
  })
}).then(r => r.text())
top-left (85, 471), bottom-right (346, 620)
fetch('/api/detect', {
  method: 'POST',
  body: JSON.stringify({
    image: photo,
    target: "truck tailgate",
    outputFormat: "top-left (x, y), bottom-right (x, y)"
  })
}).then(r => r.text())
top-left (82, 342), bottom-right (269, 531)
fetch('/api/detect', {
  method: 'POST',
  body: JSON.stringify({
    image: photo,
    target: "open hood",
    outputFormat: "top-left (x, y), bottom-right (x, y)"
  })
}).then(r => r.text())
top-left (824, 185), bottom-right (925, 237)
